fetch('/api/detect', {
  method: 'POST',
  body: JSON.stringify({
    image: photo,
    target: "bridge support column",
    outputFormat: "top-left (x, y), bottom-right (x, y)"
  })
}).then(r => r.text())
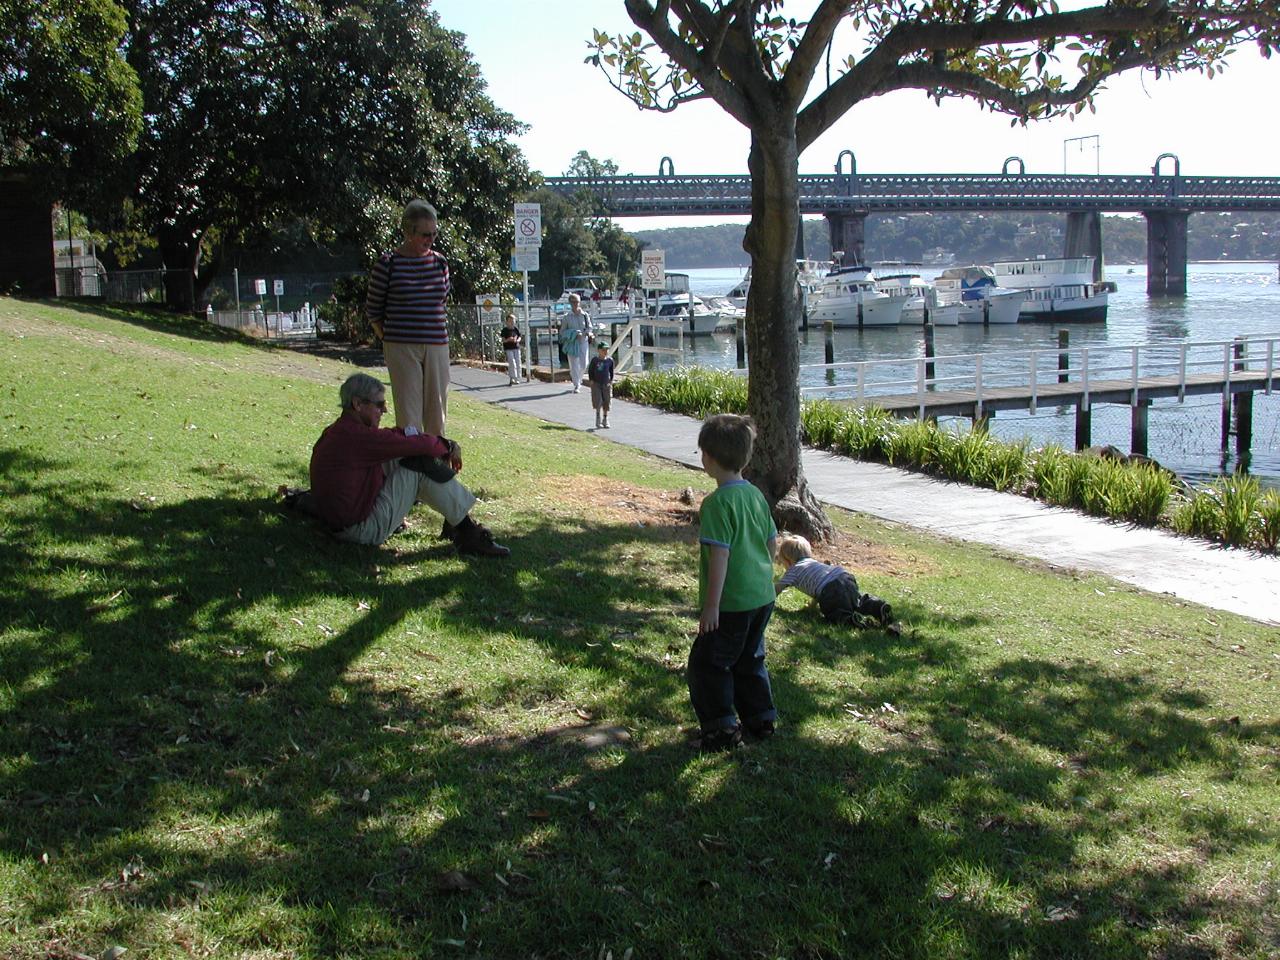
top-left (1065, 211), bottom-right (1104, 281)
top-left (826, 212), bottom-right (866, 266)
top-left (1144, 210), bottom-right (1189, 296)
top-left (1130, 400), bottom-right (1151, 457)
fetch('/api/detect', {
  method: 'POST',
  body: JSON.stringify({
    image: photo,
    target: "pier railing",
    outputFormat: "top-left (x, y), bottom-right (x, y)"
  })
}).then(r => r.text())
top-left (799, 332), bottom-right (1280, 418)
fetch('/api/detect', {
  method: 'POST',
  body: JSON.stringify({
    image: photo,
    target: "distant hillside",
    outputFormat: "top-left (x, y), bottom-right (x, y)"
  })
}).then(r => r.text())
top-left (631, 212), bottom-right (1280, 268)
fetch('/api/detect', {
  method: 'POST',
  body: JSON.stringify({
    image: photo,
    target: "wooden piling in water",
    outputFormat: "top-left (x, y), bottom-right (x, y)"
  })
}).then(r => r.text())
top-left (1075, 405), bottom-right (1092, 450)
top-left (1058, 330), bottom-right (1070, 384)
top-left (1131, 400), bottom-right (1151, 457)
top-left (735, 315), bottom-right (746, 368)
top-left (924, 322), bottom-right (936, 384)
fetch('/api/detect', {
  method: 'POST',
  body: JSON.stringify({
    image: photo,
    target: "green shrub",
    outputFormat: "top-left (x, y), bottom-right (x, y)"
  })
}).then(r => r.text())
top-left (1172, 490), bottom-right (1221, 540)
top-left (834, 406), bottom-right (895, 460)
top-left (800, 399), bottom-right (845, 448)
top-left (887, 419), bottom-right (939, 470)
top-left (1256, 488), bottom-right (1280, 552)
top-left (1215, 473), bottom-right (1261, 548)
top-left (983, 438), bottom-right (1031, 492)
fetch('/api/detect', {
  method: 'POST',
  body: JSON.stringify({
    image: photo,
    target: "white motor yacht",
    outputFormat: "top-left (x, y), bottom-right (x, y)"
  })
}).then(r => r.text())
top-left (993, 257), bottom-right (1109, 322)
top-left (873, 262), bottom-right (960, 326)
top-left (808, 265), bottom-right (905, 328)
top-left (934, 265), bottom-right (1025, 324)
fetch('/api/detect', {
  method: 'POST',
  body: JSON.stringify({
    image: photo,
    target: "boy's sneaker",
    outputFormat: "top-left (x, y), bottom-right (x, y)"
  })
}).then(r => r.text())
top-left (697, 725), bottom-right (742, 753)
top-left (746, 720), bottom-right (775, 741)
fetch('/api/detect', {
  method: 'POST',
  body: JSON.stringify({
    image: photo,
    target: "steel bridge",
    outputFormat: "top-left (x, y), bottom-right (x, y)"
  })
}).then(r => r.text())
top-left (543, 171), bottom-right (1280, 216)
top-left (543, 154), bottom-right (1280, 296)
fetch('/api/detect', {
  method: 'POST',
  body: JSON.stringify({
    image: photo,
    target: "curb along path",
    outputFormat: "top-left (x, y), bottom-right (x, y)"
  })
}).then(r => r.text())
top-left (450, 365), bottom-right (1280, 626)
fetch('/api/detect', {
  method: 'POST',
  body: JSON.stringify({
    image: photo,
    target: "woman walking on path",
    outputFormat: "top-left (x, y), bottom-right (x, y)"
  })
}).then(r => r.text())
top-left (366, 199), bottom-right (451, 435)
top-left (560, 293), bottom-right (591, 392)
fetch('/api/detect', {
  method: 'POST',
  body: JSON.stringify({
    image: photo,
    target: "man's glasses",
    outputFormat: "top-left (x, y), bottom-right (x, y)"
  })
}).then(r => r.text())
top-left (416, 230), bottom-right (438, 239)
top-left (362, 397), bottom-right (388, 411)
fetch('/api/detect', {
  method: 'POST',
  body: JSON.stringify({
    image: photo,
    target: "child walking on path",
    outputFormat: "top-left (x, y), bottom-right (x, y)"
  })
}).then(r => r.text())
top-left (775, 535), bottom-right (893, 627)
top-left (586, 342), bottom-right (614, 429)
top-left (688, 414), bottom-right (778, 752)
top-left (500, 314), bottom-right (522, 385)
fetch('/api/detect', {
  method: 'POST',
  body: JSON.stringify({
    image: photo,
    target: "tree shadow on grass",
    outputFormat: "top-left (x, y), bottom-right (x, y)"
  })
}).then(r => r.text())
top-left (2, 449), bottom-right (1277, 958)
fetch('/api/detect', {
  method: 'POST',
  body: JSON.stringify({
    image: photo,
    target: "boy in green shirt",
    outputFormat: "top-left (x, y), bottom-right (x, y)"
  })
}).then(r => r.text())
top-left (689, 414), bottom-right (778, 752)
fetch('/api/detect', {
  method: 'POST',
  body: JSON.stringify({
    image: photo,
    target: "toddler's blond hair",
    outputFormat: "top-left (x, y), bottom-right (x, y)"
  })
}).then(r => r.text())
top-left (777, 534), bottom-right (813, 566)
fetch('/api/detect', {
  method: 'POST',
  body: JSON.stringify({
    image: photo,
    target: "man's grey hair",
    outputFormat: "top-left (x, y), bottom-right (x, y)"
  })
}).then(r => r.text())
top-left (401, 198), bottom-right (438, 229)
top-left (340, 373), bottom-right (384, 410)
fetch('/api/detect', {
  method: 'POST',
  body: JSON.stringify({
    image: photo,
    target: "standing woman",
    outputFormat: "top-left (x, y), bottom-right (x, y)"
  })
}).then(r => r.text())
top-left (367, 199), bottom-right (451, 435)
top-left (560, 292), bottom-right (590, 393)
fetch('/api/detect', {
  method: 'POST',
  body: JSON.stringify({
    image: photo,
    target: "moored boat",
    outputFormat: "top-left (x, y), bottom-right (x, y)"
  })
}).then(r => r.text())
top-left (993, 256), bottom-right (1109, 322)
top-left (873, 262), bottom-right (960, 326)
top-left (934, 265), bottom-right (1025, 324)
top-left (808, 265), bottom-right (905, 327)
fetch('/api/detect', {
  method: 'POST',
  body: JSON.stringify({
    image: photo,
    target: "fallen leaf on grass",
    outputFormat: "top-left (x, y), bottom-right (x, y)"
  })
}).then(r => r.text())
top-left (435, 870), bottom-right (480, 893)
top-left (103, 946), bottom-right (128, 959)
top-left (87, 590), bottom-right (124, 613)
top-left (528, 809), bottom-right (551, 820)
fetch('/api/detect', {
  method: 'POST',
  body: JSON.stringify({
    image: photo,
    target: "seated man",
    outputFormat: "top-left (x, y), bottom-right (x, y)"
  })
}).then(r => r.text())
top-left (304, 372), bottom-right (509, 557)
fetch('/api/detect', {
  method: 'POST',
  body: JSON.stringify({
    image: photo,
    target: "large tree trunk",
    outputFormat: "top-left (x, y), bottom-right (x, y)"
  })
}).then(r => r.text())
top-left (158, 224), bottom-right (201, 313)
top-left (742, 128), bottom-right (834, 542)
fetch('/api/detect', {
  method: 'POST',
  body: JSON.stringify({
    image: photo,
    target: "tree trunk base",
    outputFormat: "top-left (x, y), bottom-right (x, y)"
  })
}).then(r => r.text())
top-left (772, 480), bottom-right (835, 543)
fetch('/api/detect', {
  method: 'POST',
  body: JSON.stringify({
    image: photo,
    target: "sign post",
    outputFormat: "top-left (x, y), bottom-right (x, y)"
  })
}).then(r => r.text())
top-left (514, 203), bottom-right (542, 380)
top-left (273, 279), bottom-right (284, 318)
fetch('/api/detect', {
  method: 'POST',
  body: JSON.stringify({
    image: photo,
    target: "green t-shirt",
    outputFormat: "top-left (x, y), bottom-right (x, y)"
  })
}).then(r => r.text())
top-left (698, 479), bottom-right (777, 612)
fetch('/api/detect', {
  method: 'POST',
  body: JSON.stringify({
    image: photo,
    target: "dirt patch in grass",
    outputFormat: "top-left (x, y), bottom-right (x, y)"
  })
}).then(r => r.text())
top-left (542, 474), bottom-right (936, 578)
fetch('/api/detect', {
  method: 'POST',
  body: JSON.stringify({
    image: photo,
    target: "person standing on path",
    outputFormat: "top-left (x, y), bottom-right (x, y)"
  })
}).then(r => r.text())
top-left (366, 199), bottom-right (451, 435)
top-left (500, 313), bottom-right (523, 385)
top-left (587, 341), bottom-right (614, 429)
top-left (560, 293), bottom-right (590, 392)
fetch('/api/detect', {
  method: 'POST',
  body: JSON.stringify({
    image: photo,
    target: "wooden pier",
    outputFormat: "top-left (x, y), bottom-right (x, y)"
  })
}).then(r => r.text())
top-left (801, 333), bottom-right (1279, 459)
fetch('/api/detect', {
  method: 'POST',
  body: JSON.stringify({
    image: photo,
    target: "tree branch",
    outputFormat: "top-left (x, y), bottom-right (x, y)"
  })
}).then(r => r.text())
top-left (782, 0), bottom-right (854, 106)
top-left (622, 0), bottom-right (756, 125)
top-left (796, 1), bottom-right (1271, 149)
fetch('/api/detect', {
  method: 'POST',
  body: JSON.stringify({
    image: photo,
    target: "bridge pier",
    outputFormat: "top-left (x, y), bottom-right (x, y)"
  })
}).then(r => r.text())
top-left (827, 212), bottom-right (866, 265)
top-left (1144, 210), bottom-right (1189, 296)
top-left (1064, 211), bottom-right (1105, 281)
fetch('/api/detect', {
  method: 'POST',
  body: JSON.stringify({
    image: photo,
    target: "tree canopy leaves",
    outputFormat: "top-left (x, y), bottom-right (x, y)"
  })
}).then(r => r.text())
top-left (0, 0), bottom-right (141, 206)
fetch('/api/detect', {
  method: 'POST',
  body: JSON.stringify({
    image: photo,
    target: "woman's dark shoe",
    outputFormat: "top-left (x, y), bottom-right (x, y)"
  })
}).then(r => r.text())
top-left (746, 720), bottom-right (775, 741)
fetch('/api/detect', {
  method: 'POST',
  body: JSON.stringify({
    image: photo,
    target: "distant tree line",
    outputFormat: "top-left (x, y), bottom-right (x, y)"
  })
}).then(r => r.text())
top-left (632, 212), bottom-right (1280, 269)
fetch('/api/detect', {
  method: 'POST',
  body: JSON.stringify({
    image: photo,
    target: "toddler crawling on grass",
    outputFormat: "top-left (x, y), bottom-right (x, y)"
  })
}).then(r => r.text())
top-left (774, 534), bottom-right (894, 629)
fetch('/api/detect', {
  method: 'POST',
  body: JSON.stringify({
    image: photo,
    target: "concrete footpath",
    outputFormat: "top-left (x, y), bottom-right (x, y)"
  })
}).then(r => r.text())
top-left (450, 365), bottom-right (1280, 626)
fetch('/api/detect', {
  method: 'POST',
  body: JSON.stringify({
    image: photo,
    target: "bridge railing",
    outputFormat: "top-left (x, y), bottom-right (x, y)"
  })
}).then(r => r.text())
top-left (798, 332), bottom-right (1280, 418)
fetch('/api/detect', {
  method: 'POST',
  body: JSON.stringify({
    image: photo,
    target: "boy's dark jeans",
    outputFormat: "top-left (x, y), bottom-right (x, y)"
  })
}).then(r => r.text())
top-left (688, 602), bottom-right (776, 734)
top-left (817, 572), bottom-right (888, 624)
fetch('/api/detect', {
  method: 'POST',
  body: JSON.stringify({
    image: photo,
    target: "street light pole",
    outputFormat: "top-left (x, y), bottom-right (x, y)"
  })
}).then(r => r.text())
top-left (1063, 134), bottom-right (1100, 174)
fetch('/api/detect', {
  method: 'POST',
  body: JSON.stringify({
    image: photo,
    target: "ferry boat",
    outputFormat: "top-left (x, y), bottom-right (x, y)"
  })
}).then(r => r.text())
top-left (992, 256), bottom-right (1109, 322)
top-left (933, 265), bottom-right (1025, 324)
top-left (808, 265), bottom-right (905, 328)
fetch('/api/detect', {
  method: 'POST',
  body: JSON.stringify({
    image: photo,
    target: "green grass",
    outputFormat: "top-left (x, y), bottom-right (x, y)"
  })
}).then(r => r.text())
top-left (3, 298), bottom-right (1279, 959)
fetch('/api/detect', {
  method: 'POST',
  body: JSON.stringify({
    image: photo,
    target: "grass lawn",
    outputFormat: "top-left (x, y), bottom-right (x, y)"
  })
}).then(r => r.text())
top-left (2, 297), bottom-right (1277, 959)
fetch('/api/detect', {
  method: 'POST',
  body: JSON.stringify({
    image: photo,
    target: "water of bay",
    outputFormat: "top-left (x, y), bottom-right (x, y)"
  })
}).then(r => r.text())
top-left (665, 262), bottom-right (1280, 486)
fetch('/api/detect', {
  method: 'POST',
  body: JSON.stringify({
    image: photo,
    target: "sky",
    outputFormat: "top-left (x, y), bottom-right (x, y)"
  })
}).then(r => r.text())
top-left (431, 1), bottom-right (1276, 229)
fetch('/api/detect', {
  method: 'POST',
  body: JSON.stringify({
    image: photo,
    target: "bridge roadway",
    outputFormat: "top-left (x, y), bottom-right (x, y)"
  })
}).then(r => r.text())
top-left (846, 370), bottom-right (1278, 420)
top-left (545, 172), bottom-right (1280, 216)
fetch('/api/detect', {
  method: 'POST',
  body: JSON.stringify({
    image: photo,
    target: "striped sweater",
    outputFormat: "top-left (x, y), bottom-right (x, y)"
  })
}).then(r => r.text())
top-left (366, 251), bottom-right (451, 345)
